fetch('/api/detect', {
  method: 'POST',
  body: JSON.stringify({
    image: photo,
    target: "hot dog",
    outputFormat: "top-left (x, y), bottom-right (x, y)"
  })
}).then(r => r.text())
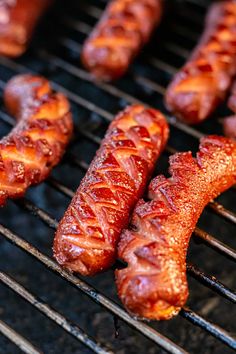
top-left (54, 104), bottom-right (169, 275)
top-left (165, 1), bottom-right (236, 124)
top-left (0, 0), bottom-right (52, 57)
top-left (116, 136), bottom-right (236, 320)
top-left (81, 0), bottom-right (163, 81)
top-left (0, 74), bottom-right (73, 205)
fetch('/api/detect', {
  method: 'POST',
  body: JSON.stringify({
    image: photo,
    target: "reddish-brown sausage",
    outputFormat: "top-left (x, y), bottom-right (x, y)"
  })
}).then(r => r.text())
top-left (165, 1), bottom-right (236, 124)
top-left (0, 74), bottom-right (73, 205)
top-left (116, 136), bottom-right (236, 320)
top-left (81, 0), bottom-right (163, 81)
top-left (0, 0), bottom-right (52, 57)
top-left (54, 105), bottom-right (169, 275)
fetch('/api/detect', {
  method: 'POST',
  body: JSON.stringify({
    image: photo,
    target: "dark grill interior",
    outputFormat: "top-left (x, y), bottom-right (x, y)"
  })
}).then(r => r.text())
top-left (0, 0), bottom-right (235, 353)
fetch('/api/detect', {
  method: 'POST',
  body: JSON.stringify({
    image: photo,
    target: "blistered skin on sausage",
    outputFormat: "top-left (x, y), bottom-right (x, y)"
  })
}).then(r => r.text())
top-left (0, 74), bottom-right (73, 205)
top-left (223, 81), bottom-right (236, 139)
top-left (54, 105), bottom-right (169, 276)
top-left (81, 0), bottom-right (163, 81)
top-left (165, 1), bottom-right (236, 124)
top-left (0, 0), bottom-right (52, 57)
top-left (116, 136), bottom-right (236, 320)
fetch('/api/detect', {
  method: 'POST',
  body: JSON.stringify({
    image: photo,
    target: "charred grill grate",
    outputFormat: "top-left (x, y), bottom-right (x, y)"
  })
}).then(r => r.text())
top-left (0, 0), bottom-right (235, 353)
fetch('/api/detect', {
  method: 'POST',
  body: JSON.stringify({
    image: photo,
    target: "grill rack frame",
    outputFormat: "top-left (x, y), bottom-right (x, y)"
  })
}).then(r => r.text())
top-left (0, 0), bottom-right (235, 353)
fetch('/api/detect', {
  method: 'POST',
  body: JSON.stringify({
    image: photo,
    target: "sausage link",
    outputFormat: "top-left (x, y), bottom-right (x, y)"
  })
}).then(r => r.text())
top-left (165, 1), bottom-right (236, 124)
top-left (116, 136), bottom-right (236, 320)
top-left (54, 105), bottom-right (169, 275)
top-left (0, 74), bottom-right (73, 205)
top-left (81, 0), bottom-right (163, 81)
top-left (0, 0), bottom-right (52, 57)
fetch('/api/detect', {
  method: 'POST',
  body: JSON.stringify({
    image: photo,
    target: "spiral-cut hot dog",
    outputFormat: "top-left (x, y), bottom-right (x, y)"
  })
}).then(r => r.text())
top-left (0, 74), bottom-right (73, 205)
top-left (54, 105), bottom-right (169, 275)
top-left (165, 1), bottom-right (236, 124)
top-left (0, 0), bottom-right (52, 57)
top-left (81, 0), bottom-right (163, 81)
top-left (223, 81), bottom-right (236, 139)
top-left (116, 136), bottom-right (236, 320)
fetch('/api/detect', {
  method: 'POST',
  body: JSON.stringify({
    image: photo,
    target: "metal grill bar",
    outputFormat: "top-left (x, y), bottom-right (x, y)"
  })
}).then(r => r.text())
top-left (180, 309), bottom-right (236, 350)
top-left (0, 224), bottom-right (187, 354)
top-left (0, 222), bottom-right (235, 351)
top-left (11, 197), bottom-right (236, 348)
top-left (0, 272), bottom-right (112, 354)
top-left (0, 320), bottom-right (41, 354)
top-left (187, 265), bottom-right (236, 303)
top-left (14, 195), bottom-right (236, 306)
top-left (0, 216), bottom-right (236, 353)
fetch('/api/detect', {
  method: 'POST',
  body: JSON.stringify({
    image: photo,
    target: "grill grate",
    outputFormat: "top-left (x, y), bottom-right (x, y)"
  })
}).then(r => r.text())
top-left (0, 0), bottom-right (235, 353)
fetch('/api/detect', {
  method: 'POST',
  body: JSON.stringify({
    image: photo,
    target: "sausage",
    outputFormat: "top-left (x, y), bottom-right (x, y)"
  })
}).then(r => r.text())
top-left (0, 0), bottom-right (52, 57)
top-left (81, 0), bottom-right (163, 81)
top-left (223, 80), bottom-right (236, 139)
top-left (165, 1), bottom-right (236, 124)
top-left (54, 105), bottom-right (169, 276)
top-left (0, 74), bottom-right (73, 205)
top-left (116, 135), bottom-right (236, 320)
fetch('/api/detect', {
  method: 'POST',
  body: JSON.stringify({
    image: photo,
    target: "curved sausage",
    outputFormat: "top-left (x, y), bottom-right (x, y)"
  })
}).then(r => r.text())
top-left (54, 104), bottom-right (169, 275)
top-left (81, 0), bottom-right (163, 81)
top-left (0, 0), bottom-right (52, 57)
top-left (165, 1), bottom-right (236, 124)
top-left (116, 136), bottom-right (236, 320)
top-left (0, 74), bottom-right (73, 205)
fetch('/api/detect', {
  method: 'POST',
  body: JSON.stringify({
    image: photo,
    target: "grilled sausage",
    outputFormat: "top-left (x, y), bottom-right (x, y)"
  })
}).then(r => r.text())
top-left (165, 1), bottom-right (236, 124)
top-left (54, 105), bottom-right (169, 275)
top-left (116, 135), bottom-right (236, 320)
top-left (0, 74), bottom-right (73, 205)
top-left (0, 0), bottom-right (52, 57)
top-left (81, 0), bottom-right (163, 81)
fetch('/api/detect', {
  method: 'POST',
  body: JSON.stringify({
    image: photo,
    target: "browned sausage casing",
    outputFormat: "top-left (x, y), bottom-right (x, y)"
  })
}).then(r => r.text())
top-left (116, 136), bottom-right (236, 320)
top-left (54, 105), bottom-right (169, 276)
top-left (0, 0), bottom-right (52, 57)
top-left (81, 0), bottom-right (163, 81)
top-left (0, 74), bottom-right (73, 205)
top-left (165, 1), bottom-right (236, 124)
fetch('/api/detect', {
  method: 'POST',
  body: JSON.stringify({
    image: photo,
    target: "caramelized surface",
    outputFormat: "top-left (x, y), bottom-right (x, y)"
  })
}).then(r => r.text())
top-left (165, 1), bottom-right (236, 124)
top-left (116, 136), bottom-right (236, 320)
top-left (81, 0), bottom-right (163, 81)
top-left (54, 104), bottom-right (169, 275)
top-left (0, 0), bottom-right (51, 57)
top-left (0, 74), bottom-right (73, 205)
